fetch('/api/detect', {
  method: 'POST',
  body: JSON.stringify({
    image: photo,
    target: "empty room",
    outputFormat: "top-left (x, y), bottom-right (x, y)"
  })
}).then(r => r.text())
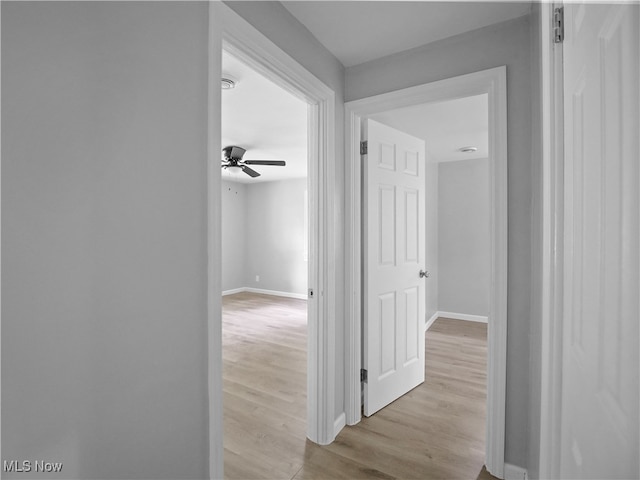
top-left (219, 50), bottom-right (311, 478)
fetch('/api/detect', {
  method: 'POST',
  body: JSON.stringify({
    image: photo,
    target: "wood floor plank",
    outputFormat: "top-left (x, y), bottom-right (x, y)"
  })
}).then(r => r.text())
top-left (294, 441), bottom-right (396, 480)
top-left (223, 293), bottom-right (496, 479)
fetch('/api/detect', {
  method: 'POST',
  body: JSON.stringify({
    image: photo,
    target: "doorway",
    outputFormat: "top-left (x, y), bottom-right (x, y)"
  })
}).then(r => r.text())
top-left (362, 93), bottom-right (491, 408)
top-left (344, 66), bottom-right (508, 478)
top-left (210, 6), bottom-right (339, 470)
top-left (220, 49), bottom-right (310, 478)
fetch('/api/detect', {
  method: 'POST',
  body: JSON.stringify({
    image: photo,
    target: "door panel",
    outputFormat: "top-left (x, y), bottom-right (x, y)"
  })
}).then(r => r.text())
top-left (405, 189), bottom-right (419, 262)
top-left (404, 286), bottom-right (419, 364)
top-left (363, 119), bottom-right (426, 417)
top-left (561, 3), bottom-right (639, 478)
top-left (378, 185), bottom-right (396, 266)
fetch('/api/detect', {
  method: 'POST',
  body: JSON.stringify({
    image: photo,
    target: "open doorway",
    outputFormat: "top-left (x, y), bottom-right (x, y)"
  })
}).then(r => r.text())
top-left (344, 67), bottom-right (507, 477)
top-left (369, 94), bottom-right (491, 328)
top-left (353, 94), bottom-right (491, 476)
top-left (220, 50), bottom-right (310, 478)
top-left (210, 6), bottom-right (339, 477)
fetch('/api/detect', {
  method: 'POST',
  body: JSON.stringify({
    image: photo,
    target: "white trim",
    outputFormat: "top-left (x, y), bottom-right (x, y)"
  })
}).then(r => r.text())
top-left (437, 311), bottom-right (489, 324)
top-left (245, 288), bottom-right (308, 301)
top-left (222, 287), bottom-right (308, 300)
top-left (425, 312), bottom-right (439, 332)
top-left (222, 287), bottom-right (245, 296)
top-left (207, 5), bottom-right (223, 479)
top-left (212, 4), bottom-right (338, 466)
top-left (344, 66), bottom-right (508, 478)
top-left (504, 463), bottom-right (529, 480)
top-left (486, 66), bottom-right (509, 480)
top-left (538, 3), bottom-right (564, 479)
top-left (333, 412), bottom-right (346, 438)
top-left (0, 1), bottom-right (3, 468)
top-left (345, 106), bottom-right (362, 427)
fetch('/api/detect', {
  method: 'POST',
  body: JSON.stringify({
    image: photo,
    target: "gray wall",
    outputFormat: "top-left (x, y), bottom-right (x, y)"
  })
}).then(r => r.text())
top-left (426, 158), bottom-right (439, 321)
top-left (245, 179), bottom-right (308, 296)
top-left (2, 2), bottom-right (209, 479)
top-left (222, 180), bottom-right (247, 292)
top-left (221, 178), bottom-right (308, 296)
top-left (438, 159), bottom-right (490, 316)
top-left (225, 1), bottom-right (347, 426)
top-left (346, 15), bottom-right (535, 468)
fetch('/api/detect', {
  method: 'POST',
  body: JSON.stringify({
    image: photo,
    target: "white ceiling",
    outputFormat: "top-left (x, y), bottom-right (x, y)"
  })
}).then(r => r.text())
top-left (281, 1), bottom-right (532, 67)
top-left (370, 94), bottom-right (488, 163)
top-left (221, 51), bottom-right (307, 184)
top-left (222, 2), bottom-right (525, 182)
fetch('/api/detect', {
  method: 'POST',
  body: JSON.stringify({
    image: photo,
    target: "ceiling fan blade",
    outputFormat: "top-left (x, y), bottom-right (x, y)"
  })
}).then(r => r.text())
top-left (230, 146), bottom-right (246, 160)
top-left (243, 160), bottom-right (286, 166)
top-left (222, 145), bottom-right (246, 161)
top-left (242, 165), bottom-right (261, 178)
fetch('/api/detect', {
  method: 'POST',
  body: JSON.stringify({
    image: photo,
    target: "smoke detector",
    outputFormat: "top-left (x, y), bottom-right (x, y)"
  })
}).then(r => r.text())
top-left (458, 146), bottom-right (478, 153)
top-left (221, 75), bottom-right (237, 90)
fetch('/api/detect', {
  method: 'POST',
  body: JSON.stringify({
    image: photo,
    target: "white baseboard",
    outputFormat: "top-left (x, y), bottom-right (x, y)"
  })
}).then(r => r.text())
top-left (333, 412), bottom-right (346, 438)
top-left (504, 463), bottom-right (528, 480)
top-left (245, 287), bottom-right (307, 300)
top-left (222, 287), bottom-right (307, 300)
top-left (222, 287), bottom-right (245, 296)
top-left (437, 310), bottom-right (488, 323)
top-left (425, 312), bottom-right (439, 331)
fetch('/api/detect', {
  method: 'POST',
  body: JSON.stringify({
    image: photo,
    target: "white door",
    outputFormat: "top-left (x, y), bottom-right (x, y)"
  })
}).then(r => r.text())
top-left (363, 119), bottom-right (426, 417)
top-left (561, 3), bottom-right (639, 478)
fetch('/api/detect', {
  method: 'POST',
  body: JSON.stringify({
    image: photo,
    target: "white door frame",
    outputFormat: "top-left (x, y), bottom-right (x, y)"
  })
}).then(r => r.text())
top-left (344, 66), bottom-right (508, 478)
top-left (538, 3), bottom-right (565, 478)
top-left (208, 3), bottom-right (338, 477)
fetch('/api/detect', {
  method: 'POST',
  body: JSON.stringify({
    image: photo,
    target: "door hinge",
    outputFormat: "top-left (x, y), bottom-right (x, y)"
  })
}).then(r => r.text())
top-left (360, 140), bottom-right (368, 155)
top-left (553, 6), bottom-right (564, 44)
top-left (360, 368), bottom-right (368, 382)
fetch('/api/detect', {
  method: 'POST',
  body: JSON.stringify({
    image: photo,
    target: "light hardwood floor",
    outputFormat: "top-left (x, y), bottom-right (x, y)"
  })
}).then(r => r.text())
top-left (223, 292), bottom-right (496, 480)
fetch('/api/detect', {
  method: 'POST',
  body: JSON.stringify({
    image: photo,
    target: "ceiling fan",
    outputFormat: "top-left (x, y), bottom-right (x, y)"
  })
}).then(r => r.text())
top-left (221, 146), bottom-right (286, 178)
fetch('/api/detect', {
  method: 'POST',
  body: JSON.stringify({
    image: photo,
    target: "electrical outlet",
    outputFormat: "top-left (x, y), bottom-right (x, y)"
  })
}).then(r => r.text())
top-left (255, 275), bottom-right (260, 282)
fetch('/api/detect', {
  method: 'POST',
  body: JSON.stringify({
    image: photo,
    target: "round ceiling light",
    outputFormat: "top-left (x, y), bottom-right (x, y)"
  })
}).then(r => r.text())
top-left (221, 76), bottom-right (237, 90)
top-left (224, 165), bottom-right (243, 175)
top-left (458, 146), bottom-right (478, 153)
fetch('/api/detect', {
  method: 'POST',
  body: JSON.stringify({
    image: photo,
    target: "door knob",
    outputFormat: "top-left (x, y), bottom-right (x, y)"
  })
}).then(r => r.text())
top-left (419, 270), bottom-right (430, 278)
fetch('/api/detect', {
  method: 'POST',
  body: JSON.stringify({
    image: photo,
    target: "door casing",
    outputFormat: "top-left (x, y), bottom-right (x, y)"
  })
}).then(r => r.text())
top-left (344, 66), bottom-right (508, 478)
top-left (538, 3), bottom-right (565, 478)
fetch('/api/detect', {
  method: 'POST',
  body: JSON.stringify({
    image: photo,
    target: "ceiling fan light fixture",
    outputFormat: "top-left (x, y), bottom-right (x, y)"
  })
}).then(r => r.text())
top-left (224, 165), bottom-right (243, 175)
